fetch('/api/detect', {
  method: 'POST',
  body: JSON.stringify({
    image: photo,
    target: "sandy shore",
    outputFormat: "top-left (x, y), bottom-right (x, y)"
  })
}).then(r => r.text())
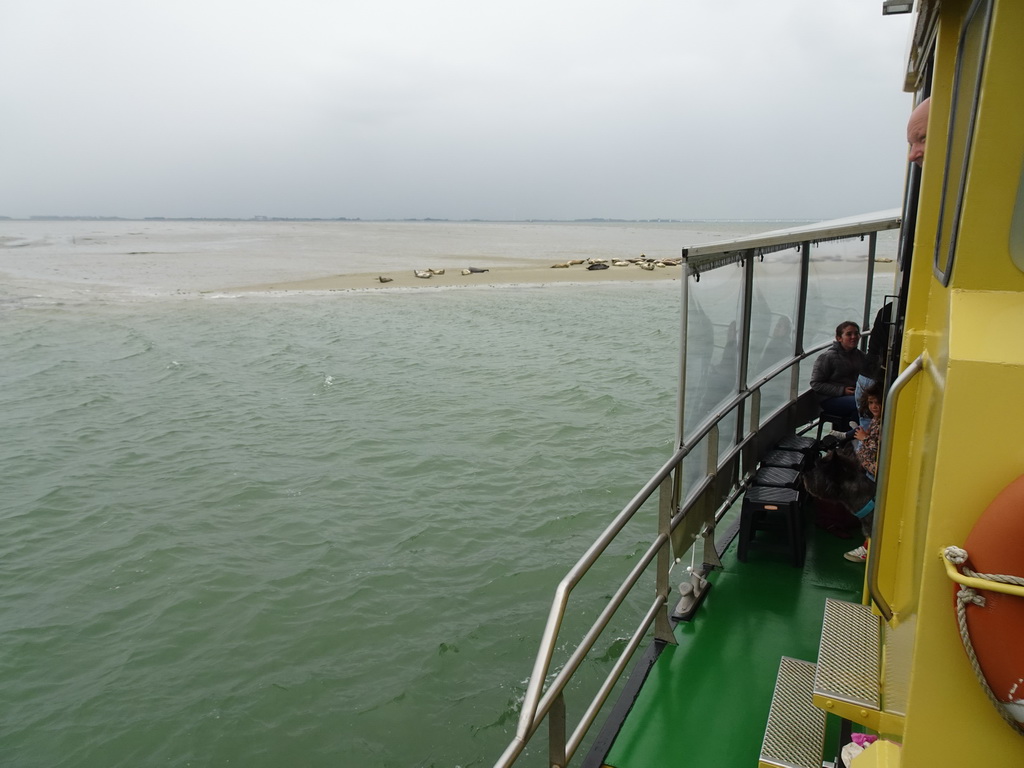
top-left (226, 259), bottom-right (897, 294)
top-left (224, 261), bottom-right (686, 293)
top-left (0, 219), bottom-right (899, 299)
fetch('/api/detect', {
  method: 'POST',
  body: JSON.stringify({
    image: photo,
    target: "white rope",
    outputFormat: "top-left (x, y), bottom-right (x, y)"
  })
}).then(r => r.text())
top-left (944, 545), bottom-right (968, 565)
top-left (943, 546), bottom-right (1024, 735)
top-left (944, 545), bottom-right (1024, 589)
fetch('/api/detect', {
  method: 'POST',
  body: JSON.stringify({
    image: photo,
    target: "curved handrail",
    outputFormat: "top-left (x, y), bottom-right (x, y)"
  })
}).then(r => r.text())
top-left (494, 212), bottom-right (900, 768)
top-left (497, 343), bottom-right (833, 768)
top-left (869, 354), bottom-right (925, 622)
top-left (939, 548), bottom-right (1024, 599)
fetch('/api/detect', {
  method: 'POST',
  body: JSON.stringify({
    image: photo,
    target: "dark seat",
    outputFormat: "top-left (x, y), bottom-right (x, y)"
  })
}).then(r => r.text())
top-left (737, 485), bottom-right (804, 567)
top-left (815, 412), bottom-right (848, 441)
top-left (761, 449), bottom-right (807, 471)
top-left (752, 465), bottom-right (801, 489)
top-left (775, 434), bottom-right (817, 457)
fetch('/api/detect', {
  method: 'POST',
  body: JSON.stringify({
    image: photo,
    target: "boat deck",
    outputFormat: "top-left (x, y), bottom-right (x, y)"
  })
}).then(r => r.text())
top-left (601, 518), bottom-right (863, 767)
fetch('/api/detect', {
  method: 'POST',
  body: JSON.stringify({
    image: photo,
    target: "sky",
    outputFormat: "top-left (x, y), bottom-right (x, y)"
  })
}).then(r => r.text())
top-left (0, 1), bottom-right (915, 221)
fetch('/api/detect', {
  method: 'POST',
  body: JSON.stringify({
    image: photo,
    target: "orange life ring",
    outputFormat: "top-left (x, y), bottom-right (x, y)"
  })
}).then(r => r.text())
top-left (956, 474), bottom-right (1024, 729)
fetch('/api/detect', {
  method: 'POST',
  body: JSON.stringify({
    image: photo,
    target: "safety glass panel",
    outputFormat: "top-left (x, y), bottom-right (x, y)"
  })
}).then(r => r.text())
top-left (748, 249), bottom-right (802, 416)
top-left (684, 260), bottom-right (743, 451)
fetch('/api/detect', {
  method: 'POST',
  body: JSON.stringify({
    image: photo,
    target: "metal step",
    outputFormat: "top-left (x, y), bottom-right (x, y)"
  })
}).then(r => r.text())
top-left (813, 599), bottom-right (881, 710)
top-left (759, 657), bottom-right (826, 768)
top-left (811, 598), bottom-right (903, 735)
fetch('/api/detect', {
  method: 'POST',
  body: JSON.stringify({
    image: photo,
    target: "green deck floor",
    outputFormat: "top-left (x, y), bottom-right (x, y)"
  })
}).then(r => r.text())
top-left (603, 523), bottom-right (863, 768)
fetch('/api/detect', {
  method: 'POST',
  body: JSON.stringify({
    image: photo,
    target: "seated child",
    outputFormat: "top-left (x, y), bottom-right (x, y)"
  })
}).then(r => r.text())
top-left (844, 382), bottom-right (882, 562)
top-left (853, 382), bottom-right (882, 480)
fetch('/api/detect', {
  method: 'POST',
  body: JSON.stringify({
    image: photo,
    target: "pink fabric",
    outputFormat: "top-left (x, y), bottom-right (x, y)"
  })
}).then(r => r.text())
top-left (851, 733), bottom-right (878, 748)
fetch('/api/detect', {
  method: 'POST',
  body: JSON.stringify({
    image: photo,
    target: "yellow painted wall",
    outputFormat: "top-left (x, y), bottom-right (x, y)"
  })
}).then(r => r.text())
top-left (879, 1), bottom-right (1024, 763)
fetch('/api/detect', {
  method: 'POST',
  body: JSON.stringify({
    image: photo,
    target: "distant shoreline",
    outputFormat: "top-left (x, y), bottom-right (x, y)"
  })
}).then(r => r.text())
top-left (1, 218), bottom-right (895, 300)
top-left (0, 215), bottom-right (815, 225)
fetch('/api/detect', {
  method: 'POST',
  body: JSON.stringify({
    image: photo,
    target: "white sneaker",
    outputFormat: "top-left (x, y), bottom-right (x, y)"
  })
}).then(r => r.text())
top-left (844, 545), bottom-right (868, 562)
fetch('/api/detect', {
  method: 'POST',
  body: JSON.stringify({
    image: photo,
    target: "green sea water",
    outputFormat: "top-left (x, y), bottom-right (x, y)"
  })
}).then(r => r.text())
top-left (0, 283), bottom-right (685, 767)
top-left (0, 217), bottom-right (897, 767)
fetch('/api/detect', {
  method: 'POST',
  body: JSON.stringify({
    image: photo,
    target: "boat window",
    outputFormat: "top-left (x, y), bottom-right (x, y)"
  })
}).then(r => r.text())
top-left (685, 261), bottom-right (743, 445)
top-left (804, 238), bottom-right (894, 340)
top-left (749, 252), bottom-right (801, 413)
top-left (1011, 158), bottom-right (1024, 273)
top-left (933, 0), bottom-right (993, 285)
top-left (681, 229), bottom-right (894, 451)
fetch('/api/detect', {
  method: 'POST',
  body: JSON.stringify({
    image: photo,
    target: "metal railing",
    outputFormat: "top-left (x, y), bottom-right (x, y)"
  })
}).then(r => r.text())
top-left (869, 353), bottom-right (924, 622)
top-left (493, 211), bottom-right (902, 768)
top-left (493, 349), bottom-right (825, 768)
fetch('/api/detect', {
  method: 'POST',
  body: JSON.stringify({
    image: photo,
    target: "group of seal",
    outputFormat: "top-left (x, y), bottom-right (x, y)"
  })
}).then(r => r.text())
top-left (414, 268), bottom-right (446, 279)
top-left (374, 257), bottom-right (676, 284)
top-left (551, 255), bottom-right (682, 271)
top-left (376, 267), bottom-right (490, 283)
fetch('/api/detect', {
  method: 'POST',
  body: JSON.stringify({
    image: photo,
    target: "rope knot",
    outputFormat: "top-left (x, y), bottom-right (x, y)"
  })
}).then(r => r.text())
top-left (944, 546), bottom-right (969, 565)
top-left (957, 586), bottom-right (986, 608)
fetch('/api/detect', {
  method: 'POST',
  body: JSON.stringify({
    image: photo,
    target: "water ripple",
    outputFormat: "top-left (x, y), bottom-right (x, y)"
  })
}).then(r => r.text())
top-left (0, 282), bottom-right (681, 767)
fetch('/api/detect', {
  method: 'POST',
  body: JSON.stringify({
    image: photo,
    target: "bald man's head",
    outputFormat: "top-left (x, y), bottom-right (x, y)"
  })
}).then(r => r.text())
top-left (907, 98), bottom-right (930, 167)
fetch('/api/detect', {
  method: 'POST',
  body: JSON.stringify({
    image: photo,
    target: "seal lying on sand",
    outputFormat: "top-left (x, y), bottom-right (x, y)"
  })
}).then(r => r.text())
top-left (461, 267), bottom-right (489, 275)
top-left (587, 263), bottom-right (610, 271)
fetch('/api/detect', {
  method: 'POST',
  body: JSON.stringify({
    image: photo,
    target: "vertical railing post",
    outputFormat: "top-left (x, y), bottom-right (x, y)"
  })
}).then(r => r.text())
top-left (548, 692), bottom-right (566, 768)
top-left (863, 231), bottom-right (878, 330)
top-left (736, 250), bottom-right (755, 476)
top-left (738, 250), bottom-right (755, 393)
top-left (735, 251), bottom-right (754, 449)
top-left (706, 423), bottom-right (720, 481)
top-left (670, 257), bottom-right (691, 575)
top-left (793, 241), bottom-right (812, 401)
top-left (654, 473), bottom-right (678, 644)
top-left (676, 256), bottom-right (690, 451)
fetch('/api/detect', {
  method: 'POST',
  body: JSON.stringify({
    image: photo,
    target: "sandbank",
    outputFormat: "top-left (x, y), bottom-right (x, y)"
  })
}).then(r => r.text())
top-left (223, 261), bottom-right (686, 293)
top-left (224, 258), bottom-right (896, 294)
top-left (0, 219), bottom-right (898, 299)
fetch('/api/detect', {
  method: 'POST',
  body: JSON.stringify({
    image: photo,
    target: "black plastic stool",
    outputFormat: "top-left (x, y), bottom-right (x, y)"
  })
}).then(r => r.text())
top-left (737, 485), bottom-right (804, 567)
top-left (761, 449), bottom-right (807, 471)
top-left (752, 466), bottom-right (801, 489)
top-left (776, 435), bottom-right (817, 457)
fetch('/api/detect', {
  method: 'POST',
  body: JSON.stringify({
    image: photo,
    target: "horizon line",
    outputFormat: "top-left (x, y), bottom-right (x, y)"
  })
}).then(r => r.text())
top-left (1, 215), bottom-right (816, 224)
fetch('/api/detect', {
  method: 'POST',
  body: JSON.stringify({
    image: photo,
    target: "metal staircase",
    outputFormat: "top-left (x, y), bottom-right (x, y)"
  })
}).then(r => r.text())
top-left (758, 599), bottom-right (905, 768)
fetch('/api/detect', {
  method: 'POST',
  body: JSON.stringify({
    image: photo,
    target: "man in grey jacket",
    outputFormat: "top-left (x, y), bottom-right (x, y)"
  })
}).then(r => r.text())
top-left (810, 321), bottom-right (865, 425)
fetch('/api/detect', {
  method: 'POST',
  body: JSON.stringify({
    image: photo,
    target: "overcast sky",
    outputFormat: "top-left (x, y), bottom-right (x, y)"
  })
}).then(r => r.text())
top-left (1, 1), bottom-right (914, 221)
